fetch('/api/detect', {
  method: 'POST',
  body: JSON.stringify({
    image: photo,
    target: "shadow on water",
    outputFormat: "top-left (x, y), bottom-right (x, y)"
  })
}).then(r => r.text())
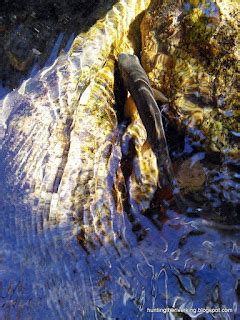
top-left (0, 0), bottom-right (117, 98)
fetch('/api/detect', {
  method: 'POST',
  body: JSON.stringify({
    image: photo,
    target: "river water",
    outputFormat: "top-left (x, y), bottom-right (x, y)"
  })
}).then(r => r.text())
top-left (0, 1), bottom-right (239, 319)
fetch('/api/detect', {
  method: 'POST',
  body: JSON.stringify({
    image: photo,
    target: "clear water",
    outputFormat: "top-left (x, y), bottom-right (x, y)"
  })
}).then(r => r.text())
top-left (0, 112), bottom-right (239, 320)
top-left (0, 1), bottom-right (239, 319)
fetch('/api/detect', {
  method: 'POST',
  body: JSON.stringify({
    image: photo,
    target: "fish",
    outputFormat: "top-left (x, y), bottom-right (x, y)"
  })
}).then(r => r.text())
top-left (118, 53), bottom-right (192, 212)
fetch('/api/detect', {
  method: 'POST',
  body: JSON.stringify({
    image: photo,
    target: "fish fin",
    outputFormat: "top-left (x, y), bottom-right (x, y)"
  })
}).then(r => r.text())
top-left (152, 88), bottom-right (169, 104)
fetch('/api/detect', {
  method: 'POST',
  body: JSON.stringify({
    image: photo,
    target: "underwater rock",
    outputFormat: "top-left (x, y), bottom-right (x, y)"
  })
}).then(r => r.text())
top-left (5, 25), bottom-right (35, 71)
top-left (176, 158), bottom-right (206, 193)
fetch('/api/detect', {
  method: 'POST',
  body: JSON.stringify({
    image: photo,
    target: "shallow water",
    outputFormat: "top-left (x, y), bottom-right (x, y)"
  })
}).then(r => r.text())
top-left (0, 117), bottom-right (239, 320)
top-left (0, 1), bottom-right (239, 319)
top-left (0, 182), bottom-right (239, 320)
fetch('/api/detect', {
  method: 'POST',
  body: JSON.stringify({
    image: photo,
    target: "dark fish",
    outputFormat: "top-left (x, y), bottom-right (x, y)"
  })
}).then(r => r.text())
top-left (118, 53), bottom-right (190, 212)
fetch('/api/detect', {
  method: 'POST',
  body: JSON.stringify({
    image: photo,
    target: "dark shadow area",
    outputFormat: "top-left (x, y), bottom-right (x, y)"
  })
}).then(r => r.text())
top-left (127, 10), bottom-right (146, 58)
top-left (113, 60), bottom-right (128, 124)
top-left (0, 0), bottom-right (117, 94)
